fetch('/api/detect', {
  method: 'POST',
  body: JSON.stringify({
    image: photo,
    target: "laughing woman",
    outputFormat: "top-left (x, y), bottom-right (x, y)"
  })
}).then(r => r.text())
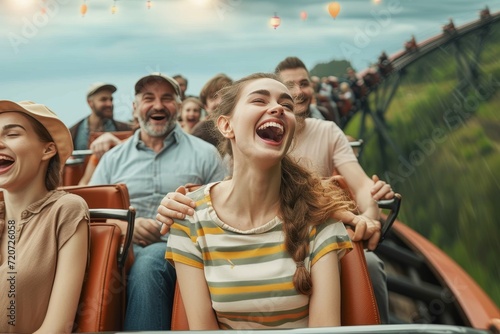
top-left (165, 73), bottom-right (355, 330)
top-left (179, 97), bottom-right (203, 134)
top-left (0, 101), bottom-right (89, 333)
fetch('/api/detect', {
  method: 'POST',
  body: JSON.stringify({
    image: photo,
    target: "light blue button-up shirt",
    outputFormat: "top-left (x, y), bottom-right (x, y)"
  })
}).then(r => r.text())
top-left (89, 124), bottom-right (227, 220)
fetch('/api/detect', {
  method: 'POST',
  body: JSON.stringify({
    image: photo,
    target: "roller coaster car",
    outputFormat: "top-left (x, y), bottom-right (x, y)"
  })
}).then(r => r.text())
top-left (404, 36), bottom-right (418, 52)
top-left (480, 7), bottom-right (491, 20)
top-left (443, 19), bottom-right (457, 35)
top-left (378, 52), bottom-right (393, 77)
top-left (57, 180), bottom-right (499, 333)
top-left (165, 185), bottom-right (500, 334)
top-left (375, 220), bottom-right (500, 331)
top-left (362, 69), bottom-right (381, 89)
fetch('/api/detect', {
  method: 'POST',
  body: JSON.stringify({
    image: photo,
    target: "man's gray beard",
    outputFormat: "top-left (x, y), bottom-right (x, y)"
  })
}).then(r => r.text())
top-left (139, 116), bottom-right (176, 137)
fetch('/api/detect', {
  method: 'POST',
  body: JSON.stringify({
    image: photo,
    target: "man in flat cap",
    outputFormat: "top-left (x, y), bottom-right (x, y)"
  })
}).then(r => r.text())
top-left (69, 82), bottom-right (132, 150)
top-left (89, 73), bottom-right (226, 331)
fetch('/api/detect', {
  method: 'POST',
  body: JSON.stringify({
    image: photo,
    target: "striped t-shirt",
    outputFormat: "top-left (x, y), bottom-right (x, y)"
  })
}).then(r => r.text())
top-left (166, 182), bottom-right (352, 330)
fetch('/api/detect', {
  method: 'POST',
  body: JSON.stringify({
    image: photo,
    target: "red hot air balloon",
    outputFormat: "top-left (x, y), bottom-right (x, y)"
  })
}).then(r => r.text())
top-left (300, 11), bottom-right (307, 21)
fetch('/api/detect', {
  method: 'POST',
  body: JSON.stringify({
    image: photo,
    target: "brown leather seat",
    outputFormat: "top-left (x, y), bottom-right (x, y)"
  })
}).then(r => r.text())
top-left (0, 184), bottom-right (134, 332)
top-left (61, 184), bottom-right (134, 333)
top-left (75, 220), bottom-right (125, 332)
top-left (341, 229), bottom-right (381, 325)
top-left (62, 131), bottom-right (134, 186)
top-left (0, 184), bottom-right (130, 211)
top-left (63, 158), bottom-right (88, 186)
top-left (61, 183), bottom-right (130, 210)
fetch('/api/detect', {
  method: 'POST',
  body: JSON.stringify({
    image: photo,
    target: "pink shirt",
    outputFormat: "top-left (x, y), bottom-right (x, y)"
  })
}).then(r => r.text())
top-left (289, 118), bottom-right (358, 177)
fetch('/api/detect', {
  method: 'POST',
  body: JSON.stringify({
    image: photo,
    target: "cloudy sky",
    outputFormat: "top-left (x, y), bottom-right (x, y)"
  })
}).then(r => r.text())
top-left (1, 0), bottom-right (498, 126)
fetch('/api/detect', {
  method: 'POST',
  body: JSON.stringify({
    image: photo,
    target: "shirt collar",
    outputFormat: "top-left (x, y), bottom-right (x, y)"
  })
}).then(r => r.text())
top-left (0, 190), bottom-right (65, 222)
top-left (83, 116), bottom-right (116, 132)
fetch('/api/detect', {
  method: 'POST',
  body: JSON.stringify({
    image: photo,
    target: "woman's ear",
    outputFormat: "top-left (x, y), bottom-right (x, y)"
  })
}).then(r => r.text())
top-left (217, 115), bottom-right (234, 139)
top-left (41, 142), bottom-right (57, 161)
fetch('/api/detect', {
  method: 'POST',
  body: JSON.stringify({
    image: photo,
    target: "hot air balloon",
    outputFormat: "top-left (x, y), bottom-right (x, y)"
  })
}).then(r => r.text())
top-left (328, 2), bottom-right (341, 19)
top-left (40, 0), bottom-right (47, 14)
top-left (270, 13), bottom-right (281, 29)
top-left (300, 11), bottom-right (307, 21)
top-left (147, 0), bottom-right (152, 9)
top-left (80, 1), bottom-right (87, 17)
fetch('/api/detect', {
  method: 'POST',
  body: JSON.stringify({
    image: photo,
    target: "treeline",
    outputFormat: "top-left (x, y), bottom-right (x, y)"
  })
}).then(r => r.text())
top-left (310, 59), bottom-right (354, 79)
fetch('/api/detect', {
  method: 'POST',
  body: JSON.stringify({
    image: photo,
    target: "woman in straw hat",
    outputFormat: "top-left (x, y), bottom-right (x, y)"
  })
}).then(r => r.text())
top-left (0, 101), bottom-right (89, 333)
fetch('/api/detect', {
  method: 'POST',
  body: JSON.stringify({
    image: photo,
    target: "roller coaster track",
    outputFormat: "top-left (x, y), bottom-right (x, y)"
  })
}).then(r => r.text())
top-left (388, 11), bottom-right (500, 72)
top-left (352, 9), bottom-right (499, 168)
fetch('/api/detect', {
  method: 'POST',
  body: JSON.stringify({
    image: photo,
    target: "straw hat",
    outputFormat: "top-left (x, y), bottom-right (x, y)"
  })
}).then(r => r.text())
top-left (0, 100), bottom-right (72, 166)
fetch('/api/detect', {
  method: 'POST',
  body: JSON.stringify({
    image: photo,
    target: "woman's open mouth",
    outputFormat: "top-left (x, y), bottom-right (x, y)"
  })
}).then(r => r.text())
top-left (0, 155), bottom-right (14, 173)
top-left (256, 121), bottom-right (284, 143)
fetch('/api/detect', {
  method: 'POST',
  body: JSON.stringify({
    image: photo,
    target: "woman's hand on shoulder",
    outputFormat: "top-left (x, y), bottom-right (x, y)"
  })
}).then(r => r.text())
top-left (156, 186), bottom-right (196, 235)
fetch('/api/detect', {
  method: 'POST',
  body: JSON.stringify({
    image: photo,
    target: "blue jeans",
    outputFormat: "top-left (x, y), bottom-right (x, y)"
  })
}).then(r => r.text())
top-left (124, 242), bottom-right (177, 330)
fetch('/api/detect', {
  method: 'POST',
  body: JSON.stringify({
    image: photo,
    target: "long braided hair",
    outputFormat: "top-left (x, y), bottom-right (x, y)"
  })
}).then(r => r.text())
top-left (210, 73), bottom-right (356, 295)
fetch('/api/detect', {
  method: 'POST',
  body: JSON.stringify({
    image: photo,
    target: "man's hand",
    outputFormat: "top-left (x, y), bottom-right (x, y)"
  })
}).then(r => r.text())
top-left (156, 186), bottom-right (195, 235)
top-left (90, 132), bottom-right (121, 158)
top-left (331, 210), bottom-right (381, 250)
top-left (371, 174), bottom-right (394, 201)
top-left (133, 217), bottom-right (162, 246)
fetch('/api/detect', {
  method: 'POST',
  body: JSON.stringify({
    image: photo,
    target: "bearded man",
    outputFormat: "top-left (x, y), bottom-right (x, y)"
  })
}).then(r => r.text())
top-left (70, 82), bottom-right (132, 150)
top-left (89, 73), bottom-right (226, 330)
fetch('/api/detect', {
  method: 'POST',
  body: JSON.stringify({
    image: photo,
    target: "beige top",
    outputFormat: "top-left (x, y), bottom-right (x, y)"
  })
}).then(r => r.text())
top-left (289, 118), bottom-right (358, 177)
top-left (0, 190), bottom-right (89, 333)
